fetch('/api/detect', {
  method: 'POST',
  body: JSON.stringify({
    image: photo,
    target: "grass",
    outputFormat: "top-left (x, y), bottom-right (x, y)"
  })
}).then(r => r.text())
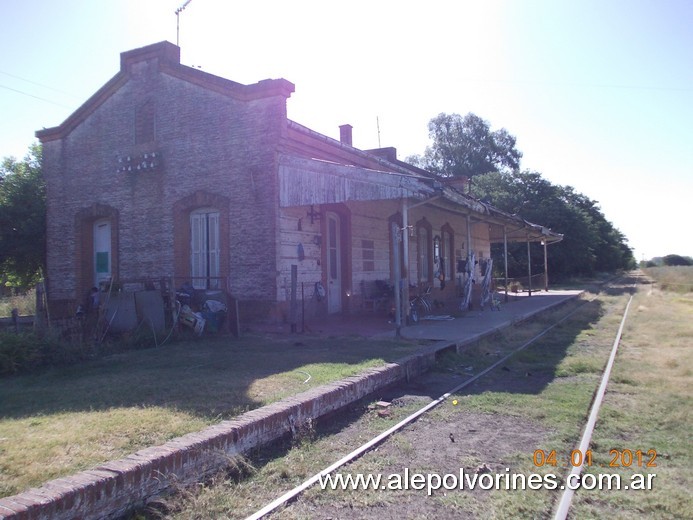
top-left (0, 407), bottom-right (207, 498)
top-left (150, 293), bottom-right (608, 519)
top-left (0, 332), bottom-right (421, 497)
top-left (153, 387), bottom-right (435, 519)
top-left (0, 289), bottom-right (35, 317)
top-left (4, 269), bottom-right (690, 517)
top-left (641, 265), bottom-right (693, 293)
top-left (154, 271), bottom-right (691, 519)
top-left (450, 275), bottom-right (692, 519)
top-left (569, 272), bottom-right (692, 518)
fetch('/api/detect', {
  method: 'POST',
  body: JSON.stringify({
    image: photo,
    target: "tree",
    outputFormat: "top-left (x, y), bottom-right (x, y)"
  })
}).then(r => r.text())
top-left (408, 112), bottom-right (635, 280)
top-left (0, 144), bottom-right (45, 288)
top-left (407, 113), bottom-right (522, 179)
top-left (662, 254), bottom-right (693, 266)
top-left (472, 170), bottom-right (635, 279)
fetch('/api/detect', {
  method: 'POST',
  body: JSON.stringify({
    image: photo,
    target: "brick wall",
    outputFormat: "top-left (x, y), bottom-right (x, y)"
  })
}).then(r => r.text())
top-left (41, 43), bottom-right (292, 313)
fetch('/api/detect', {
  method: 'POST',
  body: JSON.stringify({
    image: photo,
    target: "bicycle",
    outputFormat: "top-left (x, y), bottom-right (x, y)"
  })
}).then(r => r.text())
top-left (409, 286), bottom-right (432, 324)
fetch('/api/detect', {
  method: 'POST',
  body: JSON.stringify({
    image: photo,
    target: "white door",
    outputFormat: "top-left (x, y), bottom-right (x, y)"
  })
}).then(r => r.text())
top-left (93, 219), bottom-right (111, 288)
top-left (326, 212), bottom-right (342, 314)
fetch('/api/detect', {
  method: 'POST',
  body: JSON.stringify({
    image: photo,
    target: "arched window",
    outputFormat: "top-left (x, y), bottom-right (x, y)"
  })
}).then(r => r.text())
top-left (190, 208), bottom-right (220, 289)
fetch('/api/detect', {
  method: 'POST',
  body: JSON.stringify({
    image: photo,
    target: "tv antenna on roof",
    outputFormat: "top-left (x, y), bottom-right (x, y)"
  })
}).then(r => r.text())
top-left (377, 116), bottom-right (382, 148)
top-left (175, 0), bottom-right (194, 47)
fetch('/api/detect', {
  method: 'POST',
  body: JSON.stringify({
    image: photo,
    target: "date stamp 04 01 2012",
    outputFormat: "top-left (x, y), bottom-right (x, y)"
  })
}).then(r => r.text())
top-left (533, 449), bottom-right (658, 469)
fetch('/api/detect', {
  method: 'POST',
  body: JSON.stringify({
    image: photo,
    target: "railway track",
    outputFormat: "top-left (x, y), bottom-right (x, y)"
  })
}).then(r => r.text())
top-left (237, 276), bottom-right (641, 520)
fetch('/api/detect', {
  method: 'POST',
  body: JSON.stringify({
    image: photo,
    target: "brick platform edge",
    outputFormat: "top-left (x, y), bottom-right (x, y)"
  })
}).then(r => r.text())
top-left (0, 292), bottom-right (579, 520)
top-left (0, 348), bottom-right (439, 520)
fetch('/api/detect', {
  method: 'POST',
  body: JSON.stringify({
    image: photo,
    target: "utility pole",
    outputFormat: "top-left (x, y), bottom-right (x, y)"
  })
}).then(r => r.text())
top-left (392, 222), bottom-right (401, 337)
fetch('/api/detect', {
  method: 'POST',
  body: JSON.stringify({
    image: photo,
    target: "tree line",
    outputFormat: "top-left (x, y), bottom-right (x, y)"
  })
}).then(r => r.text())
top-left (0, 144), bottom-right (45, 291)
top-left (643, 255), bottom-right (693, 267)
top-left (407, 112), bottom-right (636, 280)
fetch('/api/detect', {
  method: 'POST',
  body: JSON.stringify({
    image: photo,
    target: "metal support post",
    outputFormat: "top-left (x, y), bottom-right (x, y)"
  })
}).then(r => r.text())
top-left (503, 225), bottom-right (509, 303)
top-left (527, 236), bottom-right (533, 296)
top-left (392, 222), bottom-right (402, 337)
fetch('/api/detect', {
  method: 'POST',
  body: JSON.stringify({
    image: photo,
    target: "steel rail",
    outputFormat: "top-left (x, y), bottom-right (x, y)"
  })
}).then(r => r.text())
top-left (553, 292), bottom-right (635, 519)
top-left (244, 295), bottom-right (596, 520)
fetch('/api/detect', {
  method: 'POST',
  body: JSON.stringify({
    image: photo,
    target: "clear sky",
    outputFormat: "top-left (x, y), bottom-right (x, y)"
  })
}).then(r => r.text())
top-left (1, 0), bottom-right (691, 261)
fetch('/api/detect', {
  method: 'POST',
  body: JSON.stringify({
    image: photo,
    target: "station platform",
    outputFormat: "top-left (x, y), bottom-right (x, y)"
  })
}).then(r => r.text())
top-left (288, 289), bottom-right (583, 343)
top-left (395, 290), bottom-right (582, 342)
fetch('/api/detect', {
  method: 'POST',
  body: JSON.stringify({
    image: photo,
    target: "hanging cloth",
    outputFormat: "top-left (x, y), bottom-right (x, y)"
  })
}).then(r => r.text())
top-left (480, 258), bottom-right (494, 309)
top-left (460, 251), bottom-right (475, 311)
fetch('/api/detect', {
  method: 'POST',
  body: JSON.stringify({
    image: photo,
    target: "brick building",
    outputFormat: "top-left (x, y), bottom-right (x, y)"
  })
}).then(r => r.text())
top-left (37, 41), bottom-right (561, 326)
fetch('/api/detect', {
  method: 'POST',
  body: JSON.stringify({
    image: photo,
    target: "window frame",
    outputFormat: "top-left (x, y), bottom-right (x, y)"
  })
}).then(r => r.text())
top-left (190, 207), bottom-right (220, 289)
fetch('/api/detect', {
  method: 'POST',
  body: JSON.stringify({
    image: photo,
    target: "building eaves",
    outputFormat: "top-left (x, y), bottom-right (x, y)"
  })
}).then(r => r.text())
top-left (284, 122), bottom-right (561, 243)
top-left (36, 41), bottom-right (294, 143)
top-left (35, 71), bottom-right (128, 142)
top-left (286, 120), bottom-right (435, 180)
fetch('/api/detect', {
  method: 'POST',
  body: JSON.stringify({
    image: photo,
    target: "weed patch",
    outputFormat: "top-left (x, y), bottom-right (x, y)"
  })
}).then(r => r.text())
top-left (0, 290), bottom-right (35, 317)
top-left (0, 331), bottom-right (94, 375)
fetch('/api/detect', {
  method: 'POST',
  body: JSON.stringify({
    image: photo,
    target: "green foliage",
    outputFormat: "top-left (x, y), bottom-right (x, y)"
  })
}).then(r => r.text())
top-left (662, 254), bottom-right (693, 267)
top-left (407, 112), bottom-right (522, 178)
top-left (0, 144), bottom-right (45, 289)
top-left (473, 170), bottom-right (635, 278)
top-left (643, 255), bottom-right (693, 268)
top-left (0, 331), bottom-right (91, 375)
top-left (405, 114), bottom-right (634, 280)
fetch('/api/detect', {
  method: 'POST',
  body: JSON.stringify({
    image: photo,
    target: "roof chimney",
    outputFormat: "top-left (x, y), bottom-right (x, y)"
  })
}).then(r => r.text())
top-left (339, 124), bottom-right (353, 146)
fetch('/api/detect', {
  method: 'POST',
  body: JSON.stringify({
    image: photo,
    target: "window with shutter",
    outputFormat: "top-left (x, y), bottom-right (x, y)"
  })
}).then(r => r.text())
top-left (190, 208), bottom-right (220, 289)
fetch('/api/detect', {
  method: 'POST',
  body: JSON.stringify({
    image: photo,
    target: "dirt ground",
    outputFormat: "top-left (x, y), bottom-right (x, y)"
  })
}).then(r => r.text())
top-left (277, 369), bottom-right (556, 520)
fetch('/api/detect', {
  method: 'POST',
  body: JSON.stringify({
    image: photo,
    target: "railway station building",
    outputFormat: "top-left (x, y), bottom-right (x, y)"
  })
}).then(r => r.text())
top-left (37, 41), bottom-right (562, 329)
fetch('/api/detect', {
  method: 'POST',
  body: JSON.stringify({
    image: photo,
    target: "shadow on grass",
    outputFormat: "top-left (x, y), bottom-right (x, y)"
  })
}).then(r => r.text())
top-left (143, 297), bottom-right (609, 517)
top-left (0, 332), bottom-right (423, 421)
top-left (463, 298), bottom-right (606, 397)
top-left (1, 275), bottom-right (627, 422)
